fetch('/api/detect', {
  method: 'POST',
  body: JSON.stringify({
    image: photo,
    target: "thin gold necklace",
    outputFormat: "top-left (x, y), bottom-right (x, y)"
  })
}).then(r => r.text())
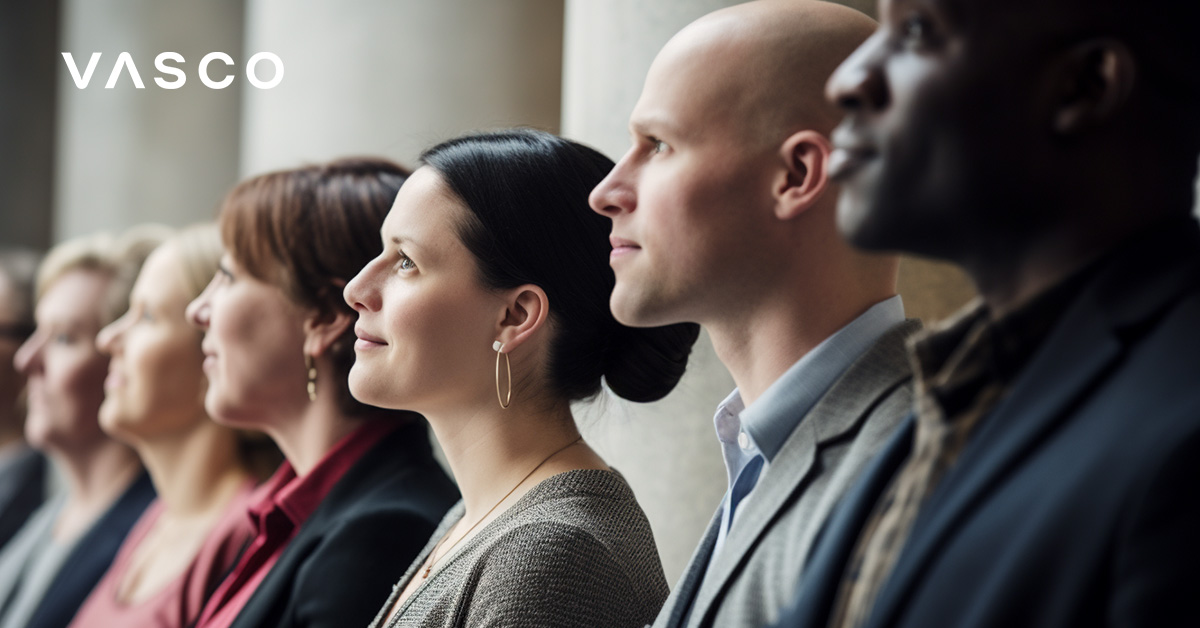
top-left (421, 435), bottom-right (584, 579)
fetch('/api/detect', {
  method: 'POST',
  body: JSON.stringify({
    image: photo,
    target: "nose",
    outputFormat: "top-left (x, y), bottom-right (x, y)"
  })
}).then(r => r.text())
top-left (96, 311), bottom-right (130, 356)
top-left (826, 34), bottom-right (889, 113)
top-left (343, 257), bottom-right (380, 313)
top-left (589, 151), bottom-right (637, 218)
top-left (187, 279), bottom-right (214, 330)
top-left (13, 331), bottom-right (43, 375)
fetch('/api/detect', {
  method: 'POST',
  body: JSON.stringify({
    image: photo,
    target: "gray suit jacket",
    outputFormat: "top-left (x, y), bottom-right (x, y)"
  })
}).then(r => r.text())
top-left (652, 319), bottom-right (921, 628)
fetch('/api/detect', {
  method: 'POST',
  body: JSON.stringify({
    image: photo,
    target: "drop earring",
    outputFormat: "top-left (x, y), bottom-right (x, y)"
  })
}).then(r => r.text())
top-left (306, 354), bottom-right (317, 401)
top-left (494, 340), bottom-right (511, 409)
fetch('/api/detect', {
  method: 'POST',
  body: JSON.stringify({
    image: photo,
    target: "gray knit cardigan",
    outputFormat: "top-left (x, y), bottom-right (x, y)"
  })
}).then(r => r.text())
top-left (368, 469), bottom-right (668, 628)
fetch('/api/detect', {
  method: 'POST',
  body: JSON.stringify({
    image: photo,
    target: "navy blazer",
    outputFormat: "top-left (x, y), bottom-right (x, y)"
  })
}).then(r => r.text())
top-left (775, 218), bottom-right (1200, 627)
top-left (228, 420), bottom-right (458, 628)
top-left (0, 448), bottom-right (46, 552)
top-left (26, 470), bottom-right (155, 628)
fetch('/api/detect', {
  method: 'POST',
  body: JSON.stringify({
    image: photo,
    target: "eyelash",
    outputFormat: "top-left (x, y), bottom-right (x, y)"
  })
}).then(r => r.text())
top-left (396, 250), bottom-right (416, 272)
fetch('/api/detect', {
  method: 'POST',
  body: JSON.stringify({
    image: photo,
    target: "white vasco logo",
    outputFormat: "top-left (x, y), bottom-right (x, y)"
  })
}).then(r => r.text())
top-left (61, 52), bottom-right (284, 89)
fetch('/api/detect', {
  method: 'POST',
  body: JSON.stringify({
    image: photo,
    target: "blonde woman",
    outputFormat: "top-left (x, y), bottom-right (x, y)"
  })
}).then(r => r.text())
top-left (70, 225), bottom-right (280, 628)
top-left (1, 227), bottom-right (166, 628)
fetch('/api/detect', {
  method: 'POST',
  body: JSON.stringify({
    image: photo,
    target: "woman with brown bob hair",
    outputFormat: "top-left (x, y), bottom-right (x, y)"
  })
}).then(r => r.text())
top-left (186, 158), bottom-right (458, 628)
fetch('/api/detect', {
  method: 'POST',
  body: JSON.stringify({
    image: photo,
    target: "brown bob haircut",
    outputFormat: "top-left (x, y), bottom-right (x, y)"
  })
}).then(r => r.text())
top-left (218, 157), bottom-right (410, 418)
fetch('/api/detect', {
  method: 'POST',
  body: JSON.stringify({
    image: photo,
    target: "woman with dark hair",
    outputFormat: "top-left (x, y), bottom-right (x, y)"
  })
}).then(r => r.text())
top-left (345, 129), bottom-right (700, 628)
top-left (185, 159), bottom-right (458, 628)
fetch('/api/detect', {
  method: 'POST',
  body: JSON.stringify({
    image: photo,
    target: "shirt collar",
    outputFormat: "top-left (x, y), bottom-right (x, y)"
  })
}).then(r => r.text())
top-left (249, 419), bottom-right (399, 530)
top-left (740, 295), bottom-right (906, 462)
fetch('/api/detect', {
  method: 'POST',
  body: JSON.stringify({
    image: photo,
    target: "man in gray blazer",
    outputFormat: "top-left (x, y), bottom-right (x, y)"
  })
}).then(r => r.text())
top-left (588, 2), bottom-right (917, 626)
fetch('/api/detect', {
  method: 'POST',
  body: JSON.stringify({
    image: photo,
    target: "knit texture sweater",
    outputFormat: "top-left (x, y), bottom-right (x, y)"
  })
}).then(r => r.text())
top-left (369, 469), bottom-right (668, 628)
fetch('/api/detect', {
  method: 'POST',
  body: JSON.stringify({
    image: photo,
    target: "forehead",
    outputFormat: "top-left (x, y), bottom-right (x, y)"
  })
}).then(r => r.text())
top-left (131, 245), bottom-right (187, 306)
top-left (382, 167), bottom-right (467, 243)
top-left (632, 31), bottom-right (749, 140)
top-left (38, 269), bottom-right (109, 326)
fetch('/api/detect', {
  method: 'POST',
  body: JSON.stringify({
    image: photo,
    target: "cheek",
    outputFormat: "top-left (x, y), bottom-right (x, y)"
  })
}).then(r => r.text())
top-left (131, 333), bottom-right (204, 409)
top-left (45, 347), bottom-right (108, 425)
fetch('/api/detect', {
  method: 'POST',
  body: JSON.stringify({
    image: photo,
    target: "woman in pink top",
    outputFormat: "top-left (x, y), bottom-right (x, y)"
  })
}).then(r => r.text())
top-left (69, 225), bottom-right (278, 628)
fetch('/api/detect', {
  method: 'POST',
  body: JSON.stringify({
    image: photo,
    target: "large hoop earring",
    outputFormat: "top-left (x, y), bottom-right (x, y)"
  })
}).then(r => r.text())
top-left (306, 354), bottom-right (318, 402)
top-left (494, 340), bottom-right (511, 409)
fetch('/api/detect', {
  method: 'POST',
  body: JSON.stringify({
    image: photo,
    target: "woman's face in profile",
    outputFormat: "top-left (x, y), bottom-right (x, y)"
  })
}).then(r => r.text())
top-left (14, 269), bottom-right (112, 453)
top-left (96, 244), bottom-right (206, 443)
top-left (344, 167), bottom-right (505, 414)
top-left (186, 250), bottom-right (309, 430)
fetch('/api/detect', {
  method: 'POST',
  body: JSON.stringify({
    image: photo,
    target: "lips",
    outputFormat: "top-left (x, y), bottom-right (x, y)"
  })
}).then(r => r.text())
top-left (609, 235), bottom-right (640, 260)
top-left (829, 125), bottom-right (878, 181)
top-left (354, 325), bottom-right (387, 351)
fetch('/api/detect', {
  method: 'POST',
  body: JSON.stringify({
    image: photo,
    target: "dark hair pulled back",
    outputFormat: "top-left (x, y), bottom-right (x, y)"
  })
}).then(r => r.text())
top-left (421, 129), bottom-right (700, 403)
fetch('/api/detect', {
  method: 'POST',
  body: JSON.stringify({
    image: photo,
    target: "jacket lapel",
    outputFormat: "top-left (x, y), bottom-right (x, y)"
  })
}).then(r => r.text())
top-left (866, 221), bottom-right (1200, 628)
top-left (688, 320), bottom-right (919, 627)
top-left (773, 419), bottom-right (915, 628)
top-left (660, 512), bottom-right (721, 628)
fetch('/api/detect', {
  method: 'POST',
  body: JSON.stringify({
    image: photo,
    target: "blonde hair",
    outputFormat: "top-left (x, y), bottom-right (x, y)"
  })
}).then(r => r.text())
top-left (165, 223), bottom-right (222, 301)
top-left (36, 225), bottom-right (173, 326)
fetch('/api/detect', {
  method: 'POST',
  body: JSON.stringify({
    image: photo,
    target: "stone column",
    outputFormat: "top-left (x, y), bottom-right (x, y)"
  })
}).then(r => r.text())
top-left (239, 0), bottom-right (564, 175)
top-left (0, 1), bottom-right (59, 249)
top-left (54, 0), bottom-right (245, 241)
top-left (562, 0), bottom-right (972, 583)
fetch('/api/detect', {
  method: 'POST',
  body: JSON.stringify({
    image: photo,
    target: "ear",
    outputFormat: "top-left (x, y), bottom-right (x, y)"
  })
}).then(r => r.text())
top-left (774, 130), bottom-right (833, 220)
top-left (1052, 39), bottom-right (1135, 135)
top-left (492, 284), bottom-right (550, 355)
top-left (302, 308), bottom-right (355, 359)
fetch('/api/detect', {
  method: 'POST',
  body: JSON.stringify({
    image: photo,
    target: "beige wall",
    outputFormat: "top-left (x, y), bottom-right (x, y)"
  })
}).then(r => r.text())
top-left (240, 0), bottom-right (564, 175)
top-left (54, 0), bottom-right (245, 239)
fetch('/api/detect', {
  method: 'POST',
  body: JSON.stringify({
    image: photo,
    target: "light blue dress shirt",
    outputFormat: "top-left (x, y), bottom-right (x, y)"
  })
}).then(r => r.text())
top-left (707, 295), bottom-right (906, 564)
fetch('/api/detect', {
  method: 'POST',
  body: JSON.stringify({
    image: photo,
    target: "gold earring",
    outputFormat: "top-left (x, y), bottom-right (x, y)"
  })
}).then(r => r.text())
top-left (494, 340), bottom-right (511, 409)
top-left (306, 354), bottom-right (317, 402)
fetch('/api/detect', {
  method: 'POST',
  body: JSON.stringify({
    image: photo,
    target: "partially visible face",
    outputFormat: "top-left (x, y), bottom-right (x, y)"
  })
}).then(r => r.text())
top-left (13, 270), bottom-right (112, 453)
top-left (97, 244), bottom-right (206, 443)
top-left (825, 0), bottom-right (1050, 258)
top-left (589, 35), bottom-right (780, 328)
top-left (185, 250), bottom-right (309, 429)
top-left (344, 167), bottom-right (507, 414)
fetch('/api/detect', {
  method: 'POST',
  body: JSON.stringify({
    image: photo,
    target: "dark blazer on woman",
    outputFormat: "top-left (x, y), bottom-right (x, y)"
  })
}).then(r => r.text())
top-left (25, 470), bottom-right (155, 628)
top-left (229, 421), bottom-right (458, 628)
top-left (0, 448), bottom-right (46, 552)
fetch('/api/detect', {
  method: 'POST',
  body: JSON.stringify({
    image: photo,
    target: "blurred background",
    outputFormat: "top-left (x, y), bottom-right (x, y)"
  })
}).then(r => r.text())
top-left (8, 0), bottom-right (1171, 583)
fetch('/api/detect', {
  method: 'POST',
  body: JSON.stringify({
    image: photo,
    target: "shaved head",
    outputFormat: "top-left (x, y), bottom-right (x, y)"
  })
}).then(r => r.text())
top-left (590, 0), bottom-right (897, 334)
top-left (649, 0), bottom-right (877, 147)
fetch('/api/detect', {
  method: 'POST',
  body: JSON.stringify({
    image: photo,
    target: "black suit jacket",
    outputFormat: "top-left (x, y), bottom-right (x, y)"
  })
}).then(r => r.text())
top-left (775, 218), bottom-right (1200, 627)
top-left (0, 447), bottom-right (46, 551)
top-left (26, 470), bottom-right (155, 628)
top-left (229, 420), bottom-right (458, 628)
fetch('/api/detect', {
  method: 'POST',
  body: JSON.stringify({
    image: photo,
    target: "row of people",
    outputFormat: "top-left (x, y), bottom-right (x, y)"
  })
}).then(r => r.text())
top-left (3, 0), bottom-right (1199, 625)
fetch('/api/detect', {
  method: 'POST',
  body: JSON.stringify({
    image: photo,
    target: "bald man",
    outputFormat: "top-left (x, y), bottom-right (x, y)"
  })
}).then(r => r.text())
top-left (588, 2), bottom-right (917, 627)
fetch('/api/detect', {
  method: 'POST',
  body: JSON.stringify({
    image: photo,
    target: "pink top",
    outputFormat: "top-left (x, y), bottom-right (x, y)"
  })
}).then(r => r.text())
top-left (67, 481), bottom-right (258, 628)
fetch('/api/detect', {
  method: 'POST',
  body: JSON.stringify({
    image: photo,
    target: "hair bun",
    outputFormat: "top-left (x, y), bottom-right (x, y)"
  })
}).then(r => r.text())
top-left (603, 322), bottom-right (701, 403)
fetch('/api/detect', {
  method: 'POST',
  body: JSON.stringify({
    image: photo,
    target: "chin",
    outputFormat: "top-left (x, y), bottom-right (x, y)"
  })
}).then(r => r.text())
top-left (347, 367), bottom-right (387, 408)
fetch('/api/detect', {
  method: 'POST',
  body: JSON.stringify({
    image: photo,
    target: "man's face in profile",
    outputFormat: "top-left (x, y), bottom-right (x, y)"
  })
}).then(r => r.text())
top-left (825, 0), bottom-right (1053, 260)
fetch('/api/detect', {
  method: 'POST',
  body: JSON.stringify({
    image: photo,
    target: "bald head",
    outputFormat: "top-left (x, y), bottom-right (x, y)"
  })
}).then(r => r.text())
top-left (647, 0), bottom-right (876, 146)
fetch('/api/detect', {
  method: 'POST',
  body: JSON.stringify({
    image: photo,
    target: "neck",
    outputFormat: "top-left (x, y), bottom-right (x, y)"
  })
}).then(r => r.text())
top-left (48, 437), bottom-right (142, 517)
top-left (266, 393), bottom-right (362, 476)
top-left (425, 398), bottom-right (581, 521)
top-left (707, 280), bottom-right (893, 407)
top-left (135, 415), bottom-right (250, 517)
